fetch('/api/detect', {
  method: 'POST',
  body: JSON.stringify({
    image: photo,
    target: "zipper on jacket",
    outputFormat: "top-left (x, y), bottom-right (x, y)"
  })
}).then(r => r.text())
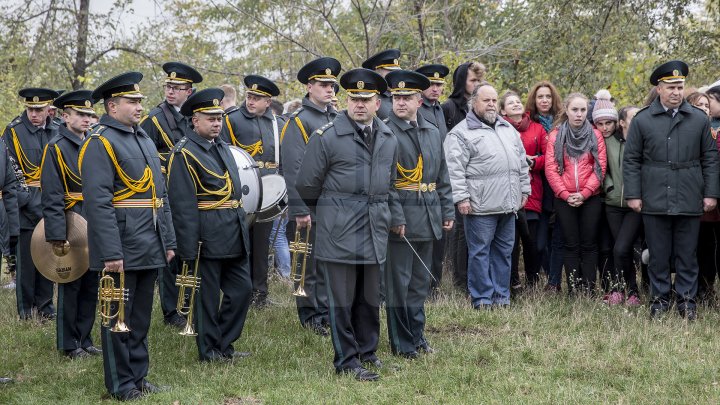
top-left (574, 159), bottom-right (579, 192)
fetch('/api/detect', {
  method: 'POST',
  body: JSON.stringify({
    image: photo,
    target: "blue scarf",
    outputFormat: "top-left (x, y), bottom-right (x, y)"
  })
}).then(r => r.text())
top-left (538, 114), bottom-right (554, 133)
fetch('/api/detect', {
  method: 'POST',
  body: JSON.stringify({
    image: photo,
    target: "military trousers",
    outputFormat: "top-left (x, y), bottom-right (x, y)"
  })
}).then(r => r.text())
top-left (250, 221), bottom-right (273, 296)
top-left (100, 269), bottom-right (156, 397)
top-left (321, 261), bottom-right (380, 371)
top-left (430, 231), bottom-right (447, 291)
top-left (57, 270), bottom-right (98, 351)
top-left (386, 240), bottom-right (432, 355)
top-left (286, 220), bottom-right (328, 327)
top-left (16, 229), bottom-right (55, 319)
top-left (196, 255), bottom-right (252, 361)
top-left (158, 257), bottom-right (182, 322)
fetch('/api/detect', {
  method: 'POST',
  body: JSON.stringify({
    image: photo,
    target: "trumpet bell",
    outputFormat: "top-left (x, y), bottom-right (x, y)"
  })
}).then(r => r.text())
top-left (179, 323), bottom-right (197, 337)
top-left (293, 286), bottom-right (308, 297)
top-left (111, 320), bottom-right (131, 333)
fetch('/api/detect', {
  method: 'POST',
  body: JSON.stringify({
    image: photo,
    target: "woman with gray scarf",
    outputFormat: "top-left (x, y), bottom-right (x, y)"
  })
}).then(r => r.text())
top-left (545, 93), bottom-right (607, 294)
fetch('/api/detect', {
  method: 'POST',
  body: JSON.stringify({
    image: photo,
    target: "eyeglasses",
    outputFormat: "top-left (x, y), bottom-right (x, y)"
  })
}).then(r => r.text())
top-left (164, 84), bottom-right (190, 92)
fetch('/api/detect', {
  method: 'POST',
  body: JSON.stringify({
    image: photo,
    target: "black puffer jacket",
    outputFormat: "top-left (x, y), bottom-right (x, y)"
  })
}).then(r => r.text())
top-left (441, 62), bottom-right (471, 132)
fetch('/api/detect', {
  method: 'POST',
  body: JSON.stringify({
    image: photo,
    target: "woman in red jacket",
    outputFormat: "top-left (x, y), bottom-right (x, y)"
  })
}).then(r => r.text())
top-left (500, 91), bottom-right (547, 290)
top-left (545, 93), bottom-right (607, 294)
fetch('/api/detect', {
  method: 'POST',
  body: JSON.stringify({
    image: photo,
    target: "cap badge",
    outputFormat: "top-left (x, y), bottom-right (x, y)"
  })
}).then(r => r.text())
top-left (673, 69), bottom-right (680, 76)
top-left (393, 58), bottom-right (399, 65)
top-left (252, 84), bottom-right (258, 90)
top-left (213, 99), bottom-right (219, 106)
top-left (325, 68), bottom-right (332, 75)
top-left (84, 100), bottom-right (91, 107)
top-left (170, 71), bottom-right (177, 79)
top-left (357, 80), bottom-right (365, 90)
top-left (434, 72), bottom-right (439, 78)
top-left (32, 96), bottom-right (39, 102)
top-left (398, 81), bottom-right (406, 89)
top-left (133, 84), bottom-right (140, 91)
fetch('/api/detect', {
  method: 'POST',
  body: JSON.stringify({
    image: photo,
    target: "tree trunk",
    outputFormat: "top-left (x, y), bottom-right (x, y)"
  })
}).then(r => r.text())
top-left (72, 0), bottom-right (90, 90)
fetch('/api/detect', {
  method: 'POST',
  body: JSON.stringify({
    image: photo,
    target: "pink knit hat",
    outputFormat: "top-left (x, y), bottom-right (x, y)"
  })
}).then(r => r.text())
top-left (592, 99), bottom-right (618, 122)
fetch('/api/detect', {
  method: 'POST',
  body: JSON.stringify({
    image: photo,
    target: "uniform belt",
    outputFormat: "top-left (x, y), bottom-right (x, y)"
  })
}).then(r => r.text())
top-left (396, 182), bottom-right (436, 192)
top-left (26, 180), bottom-right (40, 188)
top-left (256, 161), bottom-right (278, 169)
top-left (322, 190), bottom-right (389, 203)
top-left (65, 192), bottom-right (83, 199)
top-left (197, 199), bottom-right (242, 209)
top-left (112, 198), bottom-right (164, 208)
top-left (645, 160), bottom-right (700, 170)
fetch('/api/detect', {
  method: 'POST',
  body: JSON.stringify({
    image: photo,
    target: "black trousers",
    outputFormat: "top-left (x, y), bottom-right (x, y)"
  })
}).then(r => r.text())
top-left (321, 261), bottom-right (380, 371)
top-left (57, 270), bottom-right (98, 351)
top-left (100, 269), bottom-right (156, 396)
top-left (451, 206), bottom-right (468, 292)
top-left (511, 210), bottom-right (540, 287)
top-left (605, 205), bottom-right (642, 295)
top-left (555, 196), bottom-right (602, 292)
top-left (386, 240), bottom-right (432, 355)
top-left (158, 258), bottom-right (181, 321)
top-left (16, 229), bottom-right (55, 319)
top-left (195, 255), bottom-right (252, 361)
top-left (697, 221), bottom-right (720, 299)
top-left (597, 205), bottom-right (615, 292)
top-left (250, 221), bottom-right (273, 296)
top-left (286, 221), bottom-right (328, 327)
top-left (643, 214), bottom-right (701, 310)
top-left (430, 230), bottom-right (448, 290)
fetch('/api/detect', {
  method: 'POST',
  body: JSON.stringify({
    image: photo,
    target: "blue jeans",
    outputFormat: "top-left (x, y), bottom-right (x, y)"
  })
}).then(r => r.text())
top-left (465, 213), bottom-right (515, 306)
top-left (270, 216), bottom-right (291, 277)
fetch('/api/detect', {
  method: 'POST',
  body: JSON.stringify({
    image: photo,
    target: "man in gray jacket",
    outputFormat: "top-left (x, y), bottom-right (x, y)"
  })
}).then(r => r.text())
top-left (444, 83), bottom-right (530, 309)
top-left (296, 68), bottom-right (403, 382)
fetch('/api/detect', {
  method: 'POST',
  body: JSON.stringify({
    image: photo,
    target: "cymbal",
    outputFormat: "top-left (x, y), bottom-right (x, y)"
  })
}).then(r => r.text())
top-left (31, 212), bottom-right (89, 283)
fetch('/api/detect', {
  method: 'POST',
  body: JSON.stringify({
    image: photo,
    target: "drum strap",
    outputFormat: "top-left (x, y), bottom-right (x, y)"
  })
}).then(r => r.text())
top-left (272, 114), bottom-right (280, 165)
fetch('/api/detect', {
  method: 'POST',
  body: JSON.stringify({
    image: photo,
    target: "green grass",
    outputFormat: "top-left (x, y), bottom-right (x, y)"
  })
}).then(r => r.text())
top-left (1, 275), bottom-right (720, 404)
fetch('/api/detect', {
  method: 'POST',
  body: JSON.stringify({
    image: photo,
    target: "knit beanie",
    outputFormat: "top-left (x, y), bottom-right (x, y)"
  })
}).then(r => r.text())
top-left (592, 98), bottom-right (618, 122)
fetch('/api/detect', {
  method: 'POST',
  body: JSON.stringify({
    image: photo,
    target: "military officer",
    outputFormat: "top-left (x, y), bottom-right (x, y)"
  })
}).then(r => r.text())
top-left (383, 70), bottom-right (454, 358)
top-left (415, 64), bottom-right (451, 293)
top-left (221, 74), bottom-right (284, 308)
top-left (140, 61), bottom-right (202, 327)
top-left (41, 90), bottom-right (101, 359)
top-left (167, 88), bottom-right (253, 362)
top-left (80, 72), bottom-right (176, 401)
top-left (624, 60), bottom-right (720, 320)
top-left (4, 87), bottom-right (60, 320)
top-left (296, 68), bottom-right (404, 382)
top-left (280, 56), bottom-right (341, 336)
top-left (362, 49), bottom-right (401, 119)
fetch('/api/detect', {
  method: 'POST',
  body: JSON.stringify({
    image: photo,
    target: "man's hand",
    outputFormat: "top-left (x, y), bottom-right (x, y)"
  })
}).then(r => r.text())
top-left (627, 198), bottom-right (642, 213)
top-left (390, 224), bottom-right (406, 238)
top-left (166, 250), bottom-right (175, 263)
top-left (457, 200), bottom-right (471, 215)
top-left (296, 215), bottom-right (312, 230)
top-left (104, 259), bottom-right (124, 273)
top-left (442, 219), bottom-right (454, 231)
top-left (50, 240), bottom-right (70, 256)
top-left (704, 198), bottom-right (717, 212)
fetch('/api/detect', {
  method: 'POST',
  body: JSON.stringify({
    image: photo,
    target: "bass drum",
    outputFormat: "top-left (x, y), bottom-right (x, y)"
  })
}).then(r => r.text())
top-left (256, 174), bottom-right (288, 223)
top-left (228, 145), bottom-right (262, 224)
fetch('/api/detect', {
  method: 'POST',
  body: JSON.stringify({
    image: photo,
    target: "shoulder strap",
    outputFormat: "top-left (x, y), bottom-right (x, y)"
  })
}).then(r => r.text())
top-left (158, 103), bottom-right (179, 131)
top-left (272, 114), bottom-right (280, 164)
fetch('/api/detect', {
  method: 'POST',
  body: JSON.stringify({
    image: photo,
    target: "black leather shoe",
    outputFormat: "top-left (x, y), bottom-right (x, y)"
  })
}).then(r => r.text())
top-left (65, 348), bottom-right (90, 359)
top-left (113, 388), bottom-right (144, 401)
top-left (304, 321), bottom-right (329, 337)
top-left (679, 308), bottom-right (698, 321)
top-left (164, 314), bottom-right (187, 328)
top-left (361, 357), bottom-right (382, 368)
top-left (139, 380), bottom-right (168, 394)
top-left (398, 351), bottom-right (419, 360)
top-left (0, 377), bottom-right (13, 384)
top-left (228, 351), bottom-right (252, 359)
top-left (650, 305), bottom-right (669, 319)
top-left (337, 366), bottom-right (380, 382)
top-left (417, 341), bottom-right (435, 354)
top-left (39, 312), bottom-right (56, 322)
top-left (83, 346), bottom-right (102, 356)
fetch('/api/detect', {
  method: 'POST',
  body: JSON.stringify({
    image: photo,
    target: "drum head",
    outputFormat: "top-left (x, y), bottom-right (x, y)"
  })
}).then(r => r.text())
top-left (228, 146), bottom-right (262, 215)
top-left (260, 174), bottom-right (288, 211)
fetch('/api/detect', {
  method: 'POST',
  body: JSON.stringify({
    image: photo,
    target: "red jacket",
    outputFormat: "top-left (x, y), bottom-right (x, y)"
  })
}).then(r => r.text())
top-left (545, 127), bottom-right (607, 201)
top-left (505, 113), bottom-right (547, 213)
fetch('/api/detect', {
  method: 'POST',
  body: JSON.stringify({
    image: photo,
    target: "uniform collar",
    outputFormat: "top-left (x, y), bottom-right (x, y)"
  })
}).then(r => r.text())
top-left (302, 96), bottom-right (335, 114)
top-left (99, 114), bottom-right (139, 134)
top-left (20, 111), bottom-right (45, 133)
top-left (187, 130), bottom-right (219, 151)
top-left (239, 103), bottom-right (274, 120)
top-left (422, 97), bottom-right (439, 108)
top-left (59, 124), bottom-right (85, 146)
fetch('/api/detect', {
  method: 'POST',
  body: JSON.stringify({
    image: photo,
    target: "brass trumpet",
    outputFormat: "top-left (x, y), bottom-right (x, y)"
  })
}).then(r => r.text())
top-left (289, 225), bottom-right (311, 297)
top-left (98, 269), bottom-right (130, 333)
top-left (175, 241), bottom-right (202, 337)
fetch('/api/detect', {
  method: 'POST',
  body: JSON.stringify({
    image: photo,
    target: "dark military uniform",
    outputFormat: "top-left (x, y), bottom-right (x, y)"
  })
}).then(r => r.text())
top-left (281, 56), bottom-right (341, 330)
top-left (221, 78), bottom-right (284, 304)
top-left (167, 87), bottom-right (252, 361)
top-left (81, 72), bottom-right (176, 399)
top-left (41, 112), bottom-right (98, 355)
top-left (0, 137), bottom-right (21, 261)
top-left (4, 98), bottom-right (59, 319)
top-left (362, 49), bottom-right (401, 120)
top-left (296, 102), bottom-right (403, 373)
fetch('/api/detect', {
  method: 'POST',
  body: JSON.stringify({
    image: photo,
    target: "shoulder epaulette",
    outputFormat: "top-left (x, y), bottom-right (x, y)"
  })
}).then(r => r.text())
top-left (635, 105), bottom-right (650, 115)
top-left (289, 107), bottom-right (304, 119)
top-left (315, 122), bottom-right (334, 136)
top-left (382, 118), bottom-right (390, 124)
top-left (7, 117), bottom-right (21, 129)
top-left (172, 137), bottom-right (188, 154)
top-left (88, 125), bottom-right (108, 137)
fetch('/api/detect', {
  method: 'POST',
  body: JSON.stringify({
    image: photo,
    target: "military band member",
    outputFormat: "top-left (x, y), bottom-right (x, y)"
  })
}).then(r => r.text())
top-left (362, 49), bottom-right (401, 119)
top-left (140, 61), bottom-right (202, 327)
top-left (383, 70), bottom-right (454, 358)
top-left (167, 88), bottom-right (253, 362)
top-left (80, 72), bottom-right (176, 401)
top-left (415, 64), bottom-right (451, 293)
top-left (41, 90), bottom-right (101, 359)
top-left (221, 75), bottom-right (284, 308)
top-left (296, 69), bottom-right (404, 381)
top-left (280, 56), bottom-right (341, 336)
top-left (4, 87), bottom-right (60, 320)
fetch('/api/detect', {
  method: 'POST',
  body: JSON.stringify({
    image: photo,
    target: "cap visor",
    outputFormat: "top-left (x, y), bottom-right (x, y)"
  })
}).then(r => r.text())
top-left (121, 94), bottom-right (146, 99)
top-left (24, 102), bottom-right (51, 108)
top-left (347, 92), bottom-right (377, 99)
top-left (195, 108), bottom-right (225, 115)
top-left (391, 90), bottom-right (421, 96)
top-left (660, 78), bottom-right (685, 83)
top-left (246, 90), bottom-right (272, 97)
top-left (69, 107), bottom-right (97, 115)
